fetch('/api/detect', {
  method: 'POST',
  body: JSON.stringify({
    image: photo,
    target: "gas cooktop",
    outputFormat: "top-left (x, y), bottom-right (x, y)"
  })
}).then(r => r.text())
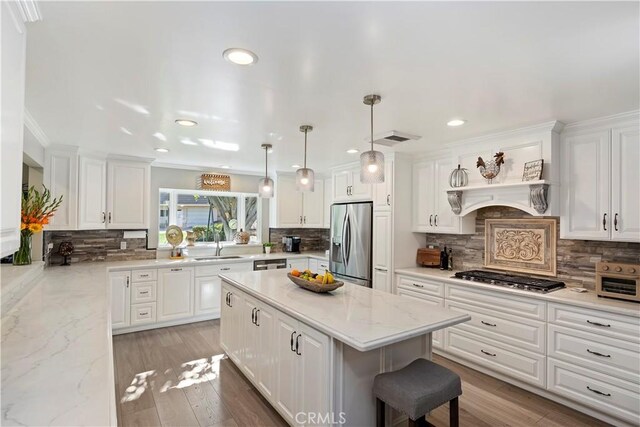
top-left (454, 270), bottom-right (565, 293)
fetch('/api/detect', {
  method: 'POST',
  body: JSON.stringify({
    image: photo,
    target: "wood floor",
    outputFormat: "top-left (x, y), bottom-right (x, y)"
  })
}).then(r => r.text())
top-left (113, 320), bottom-right (610, 427)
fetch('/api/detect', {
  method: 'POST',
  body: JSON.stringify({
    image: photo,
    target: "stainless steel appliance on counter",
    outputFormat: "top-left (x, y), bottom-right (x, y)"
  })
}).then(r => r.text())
top-left (596, 261), bottom-right (640, 302)
top-left (454, 270), bottom-right (565, 293)
top-left (330, 201), bottom-right (372, 287)
top-left (282, 236), bottom-right (301, 253)
top-left (254, 259), bottom-right (287, 271)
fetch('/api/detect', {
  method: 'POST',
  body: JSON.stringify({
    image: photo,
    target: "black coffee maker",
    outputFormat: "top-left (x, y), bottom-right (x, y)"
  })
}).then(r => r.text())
top-left (282, 236), bottom-right (301, 253)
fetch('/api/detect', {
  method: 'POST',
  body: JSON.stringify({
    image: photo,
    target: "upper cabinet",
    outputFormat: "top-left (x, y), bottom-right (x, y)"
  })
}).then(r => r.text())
top-left (271, 174), bottom-right (325, 228)
top-left (331, 164), bottom-right (373, 203)
top-left (561, 120), bottom-right (640, 242)
top-left (413, 157), bottom-right (475, 234)
top-left (373, 160), bottom-right (394, 212)
top-left (45, 148), bottom-right (151, 230)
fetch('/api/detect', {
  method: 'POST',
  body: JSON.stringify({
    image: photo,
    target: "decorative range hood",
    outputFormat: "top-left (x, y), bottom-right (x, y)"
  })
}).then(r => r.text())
top-left (442, 121), bottom-right (564, 217)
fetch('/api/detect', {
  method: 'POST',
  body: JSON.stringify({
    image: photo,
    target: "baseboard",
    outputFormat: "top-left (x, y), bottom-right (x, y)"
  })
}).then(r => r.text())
top-left (112, 313), bottom-right (219, 335)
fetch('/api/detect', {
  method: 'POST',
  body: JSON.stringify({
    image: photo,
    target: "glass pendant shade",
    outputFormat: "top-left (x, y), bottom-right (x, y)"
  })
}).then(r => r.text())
top-left (360, 150), bottom-right (385, 184)
top-left (258, 176), bottom-right (274, 198)
top-left (296, 168), bottom-right (315, 192)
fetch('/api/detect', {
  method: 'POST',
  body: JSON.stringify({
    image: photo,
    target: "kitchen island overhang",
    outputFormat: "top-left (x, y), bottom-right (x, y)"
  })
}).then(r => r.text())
top-left (219, 270), bottom-right (470, 426)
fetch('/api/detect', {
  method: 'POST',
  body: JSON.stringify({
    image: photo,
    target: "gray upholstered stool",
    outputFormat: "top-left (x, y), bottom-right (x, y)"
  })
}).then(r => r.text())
top-left (373, 358), bottom-right (461, 427)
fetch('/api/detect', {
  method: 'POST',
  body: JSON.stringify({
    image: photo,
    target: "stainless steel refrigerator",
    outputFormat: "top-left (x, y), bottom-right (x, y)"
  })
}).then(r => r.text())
top-left (329, 201), bottom-right (373, 287)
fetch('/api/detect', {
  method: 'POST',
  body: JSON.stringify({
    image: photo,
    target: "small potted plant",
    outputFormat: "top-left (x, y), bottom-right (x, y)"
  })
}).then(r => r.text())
top-left (263, 242), bottom-right (274, 254)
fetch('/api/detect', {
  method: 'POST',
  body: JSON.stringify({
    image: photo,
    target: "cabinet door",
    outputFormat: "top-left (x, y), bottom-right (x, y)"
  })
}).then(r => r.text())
top-left (242, 296), bottom-right (260, 382)
top-left (275, 312), bottom-right (300, 424)
top-left (107, 160), bottom-right (149, 229)
top-left (561, 131), bottom-right (611, 240)
top-left (157, 267), bottom-right (194, 322)
top-left (373, 211), bottom-right (392, 293)
top-left (110, 271), bottom-right (131, 329)
top-left (44, 149), bottom-right (78, 230)
top-left (220, 284), bottom-right (233, 354)
top-left (195, 276), bottom-right (221, 316)
top-left (287, 258), bottom-right (309, 271)
top-left (297, 323), bottom-right (331, 423)
top-left (302, 179), bottom-right (324, 227)
top-left (226, 289), bottom-right (244, 365)
top-left (611, 126), bottom-right (640, 242)
top-left (397, 288), bottom-right (444, 350)
top-left (78, 157), bottom-right (107, 229)
top-left (276, 175), bottom-right (303, 227)
top-left (373, 159), bottom-right (393, 211)
top-left (433, 158), bottom-right (458, 233)
top-left (412, 162), bottom-right (434, 232)
top-left (323, 177), bottom-right (332, 228)
top-left (256, 303), bottom-right (277, 402)
top-left (349, 167), bottom-right (373, 201)
top-left (332, 169), bottom-right (350, 202)
top-left (308, 258), bottom-right (318, 273)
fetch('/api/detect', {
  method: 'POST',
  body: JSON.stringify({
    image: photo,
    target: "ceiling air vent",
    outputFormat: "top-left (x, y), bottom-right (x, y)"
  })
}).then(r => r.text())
top-left (369, 131), bottom-right (422, 147)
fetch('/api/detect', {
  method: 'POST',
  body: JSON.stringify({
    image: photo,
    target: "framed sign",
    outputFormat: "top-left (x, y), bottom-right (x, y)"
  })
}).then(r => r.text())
top-left (485, 218), bottom-right (557, 277)
top-left (199, 174), bottom-right (231, 191)
top-left (522, 159), bottom-right (544, 181)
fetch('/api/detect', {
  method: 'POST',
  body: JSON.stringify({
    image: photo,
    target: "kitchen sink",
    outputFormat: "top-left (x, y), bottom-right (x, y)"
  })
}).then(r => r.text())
top-left (194, 256), bottom-right (243, 260)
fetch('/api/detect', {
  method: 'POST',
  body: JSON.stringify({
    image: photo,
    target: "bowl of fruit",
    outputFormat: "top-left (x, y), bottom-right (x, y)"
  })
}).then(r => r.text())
top-left (287, 269), bottom-right (344, 293)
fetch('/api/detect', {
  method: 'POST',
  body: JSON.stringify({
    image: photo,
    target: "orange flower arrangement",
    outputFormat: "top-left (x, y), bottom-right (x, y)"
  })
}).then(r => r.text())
top-left (20, 186), bottom-right (62, 235)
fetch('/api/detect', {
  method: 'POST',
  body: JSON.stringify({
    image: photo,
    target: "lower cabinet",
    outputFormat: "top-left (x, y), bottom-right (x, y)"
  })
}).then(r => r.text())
top-left (221, 284), bottom-right (331, 427)
top-left (396, 287), bottom-right (444, 350)
top-left (195, 275), bottom-right (222, 316)
top-left (110, 270), bottom-right (131, 328)
top-left (287, 258), bottom-right (309, 271)
top-left (157, 267), bottom-right (195, 322)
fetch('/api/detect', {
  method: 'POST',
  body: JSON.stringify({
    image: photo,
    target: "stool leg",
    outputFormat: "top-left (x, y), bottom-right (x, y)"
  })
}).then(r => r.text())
top-left (450, 397), bottom-right (459, 427)
top-left (376, 398), bottom-right (385, 427)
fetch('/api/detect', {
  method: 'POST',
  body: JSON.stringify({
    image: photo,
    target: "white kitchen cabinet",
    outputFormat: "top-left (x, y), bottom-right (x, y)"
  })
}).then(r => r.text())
top-left (78, 156), bottom-right (107, 229)
top-left (43, 147), bottom-right (79, 231)
top-left (195, 276), bottom-right (222, 316)
top-left (110, 271), bottom-right (131, 329)
top-left (107, 160), bottom-right (150, 229)
top-left (372, 211), bottom-right (392, 293)
top-left (256, 303), bottom-right (277, 402)
top-left (130, 302), bottom-right (156, 326)
top-left (561, 123), bottom-right (640, 242)
top-left (0, 2), bottom-right (26, 256)
top-left (331, 164), bottom-right (373, 203)
top-left (308, 258), bottom-right (318, 273)
top-left (413, 158), bottom-right (475, 234)
top-left (221, 283), bottom-right (244, 366)
top-left (272, 174), bottom-right (324, 228)
top-left (275, 311), bottom-right (300, 423)
top-left (157, 267), bottom-right (194, 322)
top-left (287, 258), bottom-right (309, 271)
top-left (242, 295), bottom-right (260, 382)
top-left (373, 159), bottom-right (394, 211)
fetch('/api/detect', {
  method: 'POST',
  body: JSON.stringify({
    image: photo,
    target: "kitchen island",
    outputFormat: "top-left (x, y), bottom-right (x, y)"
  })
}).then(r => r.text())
top-left (219, 270), bottom-right (470, 426)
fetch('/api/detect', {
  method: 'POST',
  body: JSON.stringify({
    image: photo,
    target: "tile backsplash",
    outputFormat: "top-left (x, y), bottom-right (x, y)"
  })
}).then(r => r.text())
top-left (44, 229), bottom-right (156, 265)
top-left (268, 228), bottom-right (330, 253)
top-left (423, 206), bottom-right (640, 289)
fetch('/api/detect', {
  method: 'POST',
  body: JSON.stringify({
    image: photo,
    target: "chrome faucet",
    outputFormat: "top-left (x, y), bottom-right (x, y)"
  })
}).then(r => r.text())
top-left (214, 233), bottom-right (222, 256)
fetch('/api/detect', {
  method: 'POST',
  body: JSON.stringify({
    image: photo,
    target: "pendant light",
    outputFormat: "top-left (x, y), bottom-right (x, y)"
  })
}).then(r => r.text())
top-left (296, 125), bottom-right (315, 192)
top-left (360, 94), bottom-right (385, 183)
top-left (258, 144), bottom-right (274, 198)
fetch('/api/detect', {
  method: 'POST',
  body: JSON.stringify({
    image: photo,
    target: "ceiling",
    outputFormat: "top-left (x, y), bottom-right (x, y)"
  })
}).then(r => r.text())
top-left (24, 1), bottom-right (639, 174)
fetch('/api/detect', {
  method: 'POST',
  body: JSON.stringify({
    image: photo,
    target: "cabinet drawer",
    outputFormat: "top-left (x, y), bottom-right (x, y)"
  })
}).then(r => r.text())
top-left (446, 300), bottom-right (545, 354)
top-left (131, 303), bottom-right (156, 325)
top-left (548, 303), bottom-right (640, 343)
top-left (548, 324), bottom-right (640, 383)
top-left (132, 282), bottom-right (157, 304)
top-left (446, 285), bottom-right (546, 320)
top-left (132, 269), bottom-right (157, 282)
top-left (548, 358), bottom-right (640, 424)
top-left (397, 276), bottom-right (444, 298)
top-left (317, 260), bottom-right (329, 271)
top-left (397, 288), bottom-right (444, 350)
top-left (195, 262), bottom-right (253, 277)
top-left (445, 329), bottom-right (545, 387)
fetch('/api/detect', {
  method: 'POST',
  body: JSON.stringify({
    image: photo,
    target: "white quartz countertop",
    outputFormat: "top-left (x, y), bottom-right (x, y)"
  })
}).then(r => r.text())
top-left (106, 251), bottom-right (328, 272)
top-left (220, 270), bottom-right (471, 352)
top-left (1, 263), bottom-right (114, 426)
top-left (395, 267), bottom-right (640, 318)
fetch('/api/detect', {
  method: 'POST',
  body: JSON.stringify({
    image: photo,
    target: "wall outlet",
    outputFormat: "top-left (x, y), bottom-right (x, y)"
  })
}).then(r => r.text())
top-left (120, 241), bottom-right (127, 250)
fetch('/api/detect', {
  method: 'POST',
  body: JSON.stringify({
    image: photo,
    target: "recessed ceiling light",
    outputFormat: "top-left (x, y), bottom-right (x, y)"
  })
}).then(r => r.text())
top-left (447, 119), bottom-right (466, 127)
top-left (199, 139), bottom-right (240, 152)
top-left (223, 48), bottom-right (258, 66)
top-left (155, 148), bottom-right (169, 153)
top-left (292, 164), bottom-right (301, 168)
top-left (180, 138), bottom-right (198, 146)
top-left (346, 149), bottom-right (359, 154)
top-left (175, 119), bottom-right (198, 127)
top-left (220, 165), bottom-right (231, 169)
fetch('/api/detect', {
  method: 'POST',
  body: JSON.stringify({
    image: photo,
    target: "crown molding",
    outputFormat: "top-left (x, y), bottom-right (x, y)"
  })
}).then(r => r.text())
top-left (16, 0), bottom-right (42, 23)
top-left (562, 110), bottom-right (640, 134)
top-left (152, 161), bottom-right (262, 177)
top-left (24, 109), bottom-right (50, 147)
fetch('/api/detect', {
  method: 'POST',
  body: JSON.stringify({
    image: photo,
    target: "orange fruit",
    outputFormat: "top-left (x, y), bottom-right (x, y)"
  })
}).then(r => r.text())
top-left (291, 269), bottom-right (301, 277)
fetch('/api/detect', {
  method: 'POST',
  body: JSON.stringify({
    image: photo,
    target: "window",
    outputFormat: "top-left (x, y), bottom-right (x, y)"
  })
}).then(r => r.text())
top-left (158, 189), bottom-right (261, 246)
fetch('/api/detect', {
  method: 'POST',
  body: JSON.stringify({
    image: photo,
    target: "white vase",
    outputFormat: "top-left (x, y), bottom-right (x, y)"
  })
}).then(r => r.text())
top-left (265, 246), bottom-right (271, 254)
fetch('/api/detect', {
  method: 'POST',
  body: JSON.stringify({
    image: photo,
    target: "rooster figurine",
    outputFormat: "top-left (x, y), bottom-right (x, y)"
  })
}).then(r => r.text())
top-left (477, 152), bottom-right (505, 183)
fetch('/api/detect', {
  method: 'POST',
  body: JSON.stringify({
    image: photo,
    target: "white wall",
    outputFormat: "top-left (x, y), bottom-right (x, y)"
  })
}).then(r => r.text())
top-left (149, 166), bottom-right (269, 248)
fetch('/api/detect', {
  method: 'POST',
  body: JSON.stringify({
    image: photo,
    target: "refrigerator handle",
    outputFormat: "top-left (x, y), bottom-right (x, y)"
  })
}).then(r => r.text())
top-left (344, 213), bottom-right (352, 265)
top-left (341, 210), bottom-right (349, 266)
